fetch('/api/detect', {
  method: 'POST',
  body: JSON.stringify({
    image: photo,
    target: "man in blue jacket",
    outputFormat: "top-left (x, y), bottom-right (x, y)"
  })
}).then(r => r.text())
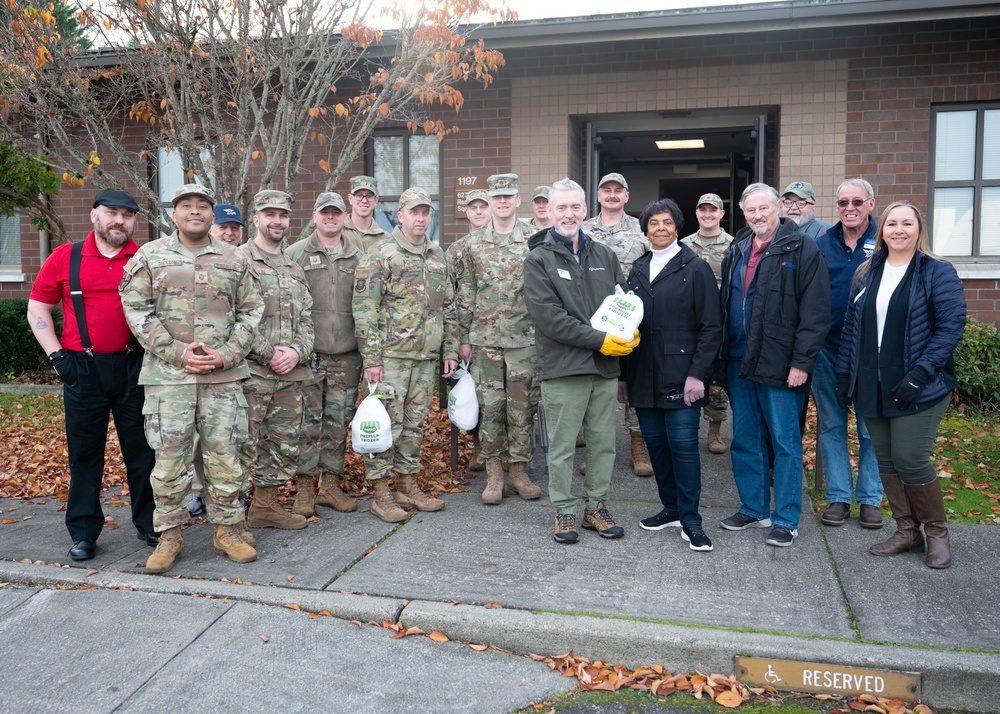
top-left (719, 183), bottom-right (830, 547)
top-left (814, 178), bottom-right (882, 529)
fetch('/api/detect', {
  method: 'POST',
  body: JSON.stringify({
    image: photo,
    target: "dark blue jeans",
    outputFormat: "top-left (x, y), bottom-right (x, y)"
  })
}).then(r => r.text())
top-left (635, 406), bottom-right (703, 526)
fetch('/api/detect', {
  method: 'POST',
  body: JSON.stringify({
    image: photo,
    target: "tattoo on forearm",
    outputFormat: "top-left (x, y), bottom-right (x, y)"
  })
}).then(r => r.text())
top-left (35, 317), bottom-right (48, 330)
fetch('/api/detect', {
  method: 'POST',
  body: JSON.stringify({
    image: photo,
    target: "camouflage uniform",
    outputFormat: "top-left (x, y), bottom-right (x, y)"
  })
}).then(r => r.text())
top-left (682, 229), bottom-right (734, 422)
top-left (352, 225), bottom-right (458, 480)
top-left (119, 232), bottom-right (262, 530)
top-left (235, 238), bottom-right (314, 488)
top-left (286, 230), bottom-right (363, 477)
top-left (342, 216), bottom-right (388, 254)
top-left (457, 220), bottom-right (538, 462)
top-left (581, 213), bottom-right (649, 434)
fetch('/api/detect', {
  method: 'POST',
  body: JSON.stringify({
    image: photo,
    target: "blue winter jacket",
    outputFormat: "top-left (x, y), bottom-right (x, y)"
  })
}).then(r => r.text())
top-left (835, 250), bottom-right (967, 414)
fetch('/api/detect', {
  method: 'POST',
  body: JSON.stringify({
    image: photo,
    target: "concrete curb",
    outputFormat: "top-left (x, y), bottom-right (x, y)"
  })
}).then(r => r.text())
top-left (0, 384), bottom-right (61, 395)
top-left (3, 559), bottom-right (996, 713)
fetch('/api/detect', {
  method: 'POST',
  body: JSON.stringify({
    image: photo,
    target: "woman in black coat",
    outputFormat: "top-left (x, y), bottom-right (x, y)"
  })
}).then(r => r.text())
top-left (622, 198), bottom-right (722, 552)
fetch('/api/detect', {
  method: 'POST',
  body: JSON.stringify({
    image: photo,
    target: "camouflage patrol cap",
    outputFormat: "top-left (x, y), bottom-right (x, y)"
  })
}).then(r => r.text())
top-left (398, 186), bottom-right (433, 210)
top-left (531, 185), bottom-right (551, 201)
top-left (314, 192), bottom-right (346, 212)
top-left (172, 184), bottom-right (215, 206)
top-left (782, 181), bottom-right (816, 201)
top-left (696, 193), bottom-right (724, 210)
top-left (350, 176), bottom-right (379, 195)
top-left (465, 189), bottom-right (489, 206)
top-left (254, 189), bottom-right (292, 213)
top-left (487, 173), bottom-right (519, 197)
top-left (598, 173), bottom-right (628, 190)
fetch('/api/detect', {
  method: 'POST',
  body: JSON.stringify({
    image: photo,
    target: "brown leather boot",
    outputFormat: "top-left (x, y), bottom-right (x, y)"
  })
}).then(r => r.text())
top-left (870, 473), bottom-right (925, 556)
top-left (482, 459), bottom-right (504, 505)
top-left (317, 473), bottom-right (357, 512)
top-left (507, 462), bottom-right (541, 500)
top-left (468, 430), bottom-right (485, 472)
top-left (213, 523), bottom-right (257, 563)
top-left (630, 432), bottom-right (653, 477)
top-left (371, 478), bottom-right (407, 523)
top-left (292, 475), bottom-right (316, 517)
top-left (395, 474), bottom-right (445, 512)
top-left (247, 485), bottom-right (309, 530)
top-left (707, 420), bottom-right (727, 454)
top-left (146, 526), bottom-right (182, 574)
top-left (904, 479), bottom-right (952, 569)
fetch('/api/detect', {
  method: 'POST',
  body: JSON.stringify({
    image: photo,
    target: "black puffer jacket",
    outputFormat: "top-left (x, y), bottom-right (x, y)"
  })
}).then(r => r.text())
top-left (623, 244), bottom-right (722, 409)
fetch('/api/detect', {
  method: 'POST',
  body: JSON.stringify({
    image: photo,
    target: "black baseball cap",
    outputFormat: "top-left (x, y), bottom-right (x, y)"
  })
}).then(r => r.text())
top-left (93, 188), bottom-right (140, 213)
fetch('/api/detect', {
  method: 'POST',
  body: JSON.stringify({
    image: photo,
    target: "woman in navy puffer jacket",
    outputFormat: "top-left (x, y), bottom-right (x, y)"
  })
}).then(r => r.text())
top-left (836, 200), bottom-right (966, 569)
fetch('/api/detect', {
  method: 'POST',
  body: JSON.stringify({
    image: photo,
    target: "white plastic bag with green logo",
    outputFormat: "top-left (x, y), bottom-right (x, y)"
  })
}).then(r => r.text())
top-left (351, 382), bottom-right (393, 456)
top-left (448, 361), bottom-right (479, 431)
top-left (591, 285), bottom-right (644, 336)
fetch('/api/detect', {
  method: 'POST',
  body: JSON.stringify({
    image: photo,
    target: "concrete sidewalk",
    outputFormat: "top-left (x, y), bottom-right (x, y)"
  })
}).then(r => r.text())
top-left (0, 417), bottom-right (997, 712)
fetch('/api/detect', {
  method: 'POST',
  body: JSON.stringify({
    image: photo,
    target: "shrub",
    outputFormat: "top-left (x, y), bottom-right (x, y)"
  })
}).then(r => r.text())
top-left (0, 299), bottom-right (49, 376)
top-left (953, 317), bottom-right (1000, 415)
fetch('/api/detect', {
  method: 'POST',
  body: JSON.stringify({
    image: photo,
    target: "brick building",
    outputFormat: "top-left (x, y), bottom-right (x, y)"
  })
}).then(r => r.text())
top-left (5, 0), bottom-right (1000, 322)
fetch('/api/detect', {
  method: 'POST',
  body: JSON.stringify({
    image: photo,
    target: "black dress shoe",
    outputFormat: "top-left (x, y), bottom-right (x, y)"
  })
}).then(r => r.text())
top-left (137, 532), bottom-right (159, 547)
top-left (69, 539), bottom-right (97, 561)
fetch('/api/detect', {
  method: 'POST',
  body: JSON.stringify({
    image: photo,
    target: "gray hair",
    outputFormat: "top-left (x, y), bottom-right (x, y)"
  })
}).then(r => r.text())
top-left (739, 183), bottom-right (779, 211)
top-left (837, 178), bottom-right (874, 200)
top-left (550, 177), bottom-right (586, 204)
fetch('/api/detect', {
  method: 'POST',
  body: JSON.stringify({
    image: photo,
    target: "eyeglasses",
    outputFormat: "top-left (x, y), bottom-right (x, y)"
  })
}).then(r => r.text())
top-left (353, 193), bottom-right (376, 202)
top-left (781, 198), bottom-right (814, 208)
top-left (836, 198), bottom-right (869, 208)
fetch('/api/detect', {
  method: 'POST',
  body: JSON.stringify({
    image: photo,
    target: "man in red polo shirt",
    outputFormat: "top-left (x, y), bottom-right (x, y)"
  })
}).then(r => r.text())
top-left (27, 188), bottom-right (156, 562)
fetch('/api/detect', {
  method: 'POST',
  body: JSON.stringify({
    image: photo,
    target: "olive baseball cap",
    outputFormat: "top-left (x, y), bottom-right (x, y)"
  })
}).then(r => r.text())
top-left (782, 181), bottom-right (816, 201)
top-left (397, 187), bottom-right (433, 210)
top-left (254, 189), bottom-right (292, 213)
top-left (696, 193), bottom-right (724, 210)
top-left (465, 189), bottom-right (489, 206)
top-left (350, 176), bottom-right (379, 195)
top-left (172, 184), bottom-right (216, 206)
top-left (531, 185), bottom-right (551, 201)
top-left (314, 192), bottom-right (346, 212)
top-left (487, 173), bottom-right (519, 197)
top-left (598, 173), bottom-right (628, 190)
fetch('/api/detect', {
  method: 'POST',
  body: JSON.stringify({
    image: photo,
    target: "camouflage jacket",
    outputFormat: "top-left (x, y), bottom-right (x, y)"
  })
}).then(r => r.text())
top-left (287, 232), bottom-right (360, 356)
top-left (236, 240), bottom-right (314, 381)
top-left (445, 233), bottom-right (473, 289)
top-left (342, 215), bottom-right (388, 253)
top-left (581, 214), bottom-right (649, 275)
top-left (681, 230), bottom-right (734, 286)
top-left (352, 227), bottom-right (457, 365)
top-left (456, 221), bottom-right (535, 348)
top-left (119, 233), bottom-right (262, 385)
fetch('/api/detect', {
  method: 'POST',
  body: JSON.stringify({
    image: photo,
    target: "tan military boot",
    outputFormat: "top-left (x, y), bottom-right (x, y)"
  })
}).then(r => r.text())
top-left (395, 474), bottom-right (445, 512)
top-left (630, 432), bottom-right (653, 477)
top-left (317, 473), bottom-right (357, 512)
top-left (468, 431), bottom-right (485, 472)
top-left (292, 475), bottom-right (316, 517)
top-left (482, 459), bottom-right (504, 505)
top-left (371, 479), bottom-right (407, 523)
top-left (247, 485), bottom-right (309, 530)
top-left (575, 432), bottom-right (586, 448)
top-left (213, 523), bottom-right (258, 563)
top-left (146, 526), bottom-right (182, 574)
top-left (240, 517), bottom-right (256, 548)
top-left (508, 462), bottom-right (542, 500)
top-left (707, 420), bottom-right (727, 454)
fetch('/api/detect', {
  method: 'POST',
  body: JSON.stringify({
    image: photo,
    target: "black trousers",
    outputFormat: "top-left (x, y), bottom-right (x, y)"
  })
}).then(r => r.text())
top-left (63, 349), bottom-right (156, 542)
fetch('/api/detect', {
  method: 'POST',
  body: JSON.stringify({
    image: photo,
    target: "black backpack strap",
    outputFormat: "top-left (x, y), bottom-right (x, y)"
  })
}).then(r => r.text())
top-left (69, 240), bottom-right (93, 355)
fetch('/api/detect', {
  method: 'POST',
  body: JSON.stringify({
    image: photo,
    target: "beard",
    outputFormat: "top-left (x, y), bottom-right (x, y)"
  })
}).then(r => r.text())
top-left (96, 224), bottom-right (133, 248)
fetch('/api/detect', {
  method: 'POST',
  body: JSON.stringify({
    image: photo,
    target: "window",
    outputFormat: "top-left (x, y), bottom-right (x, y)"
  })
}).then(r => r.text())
top-left (930, 104), bottom-right (1000, 258)
top-left (370, 132), bottom-right (442, 243)
top-left (156, 146), bottom-right (216, 232)
top-left (0, 213), bottom-right (22, 279)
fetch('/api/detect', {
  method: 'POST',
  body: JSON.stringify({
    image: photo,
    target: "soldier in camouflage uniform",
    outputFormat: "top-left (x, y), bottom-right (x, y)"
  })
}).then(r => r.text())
top-left (236, 190), bottom-right (315, 531)
top-left (342, 175), bottom-right (388, 252)
top-left (286, 192), bottom-right (361, 517)
top-left (580, 173), bottom-right (652, 476)
top-left (457, 174), bottom-right (543, 504)
top-left (681, 193), bottom-right (734, 455)
top-left (446, 188), bottom-right (491, 472)
top-left (523, 185), bottom-right (552, 230)
top-left (120, 184), bottom-right (262, 573)
top-left (352, 186), bottom-right (459, 523)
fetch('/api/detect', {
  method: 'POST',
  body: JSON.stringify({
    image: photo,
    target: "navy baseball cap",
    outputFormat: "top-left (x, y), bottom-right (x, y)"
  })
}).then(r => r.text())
top-left (92, 188), bottom-right (140, 213)
top-left (213, 204), bottom-right (243, 225)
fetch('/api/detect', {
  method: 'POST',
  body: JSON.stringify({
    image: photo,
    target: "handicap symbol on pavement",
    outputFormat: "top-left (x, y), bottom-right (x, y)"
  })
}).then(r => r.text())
top-left (765, 664), bottom-right (781, 684)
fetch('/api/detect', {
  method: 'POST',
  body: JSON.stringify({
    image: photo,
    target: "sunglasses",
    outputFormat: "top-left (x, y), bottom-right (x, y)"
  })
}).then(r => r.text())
top-left (836, 198), bottom-right (869, 208)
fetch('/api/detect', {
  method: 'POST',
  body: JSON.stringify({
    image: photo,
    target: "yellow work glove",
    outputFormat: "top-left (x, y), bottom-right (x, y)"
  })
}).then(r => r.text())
top-left (600, 333), bottom-right (633, 357)
top-left (625, 329), bottom-right (640, 350)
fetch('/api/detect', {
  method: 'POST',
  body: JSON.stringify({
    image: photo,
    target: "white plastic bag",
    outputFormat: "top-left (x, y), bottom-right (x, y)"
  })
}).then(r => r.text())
top-left (448, 361), bottom-right (479, 431)
top-left (590, 285), bottom-right (644, 336)
top-left (351, 382), bottom-right (393, 456)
